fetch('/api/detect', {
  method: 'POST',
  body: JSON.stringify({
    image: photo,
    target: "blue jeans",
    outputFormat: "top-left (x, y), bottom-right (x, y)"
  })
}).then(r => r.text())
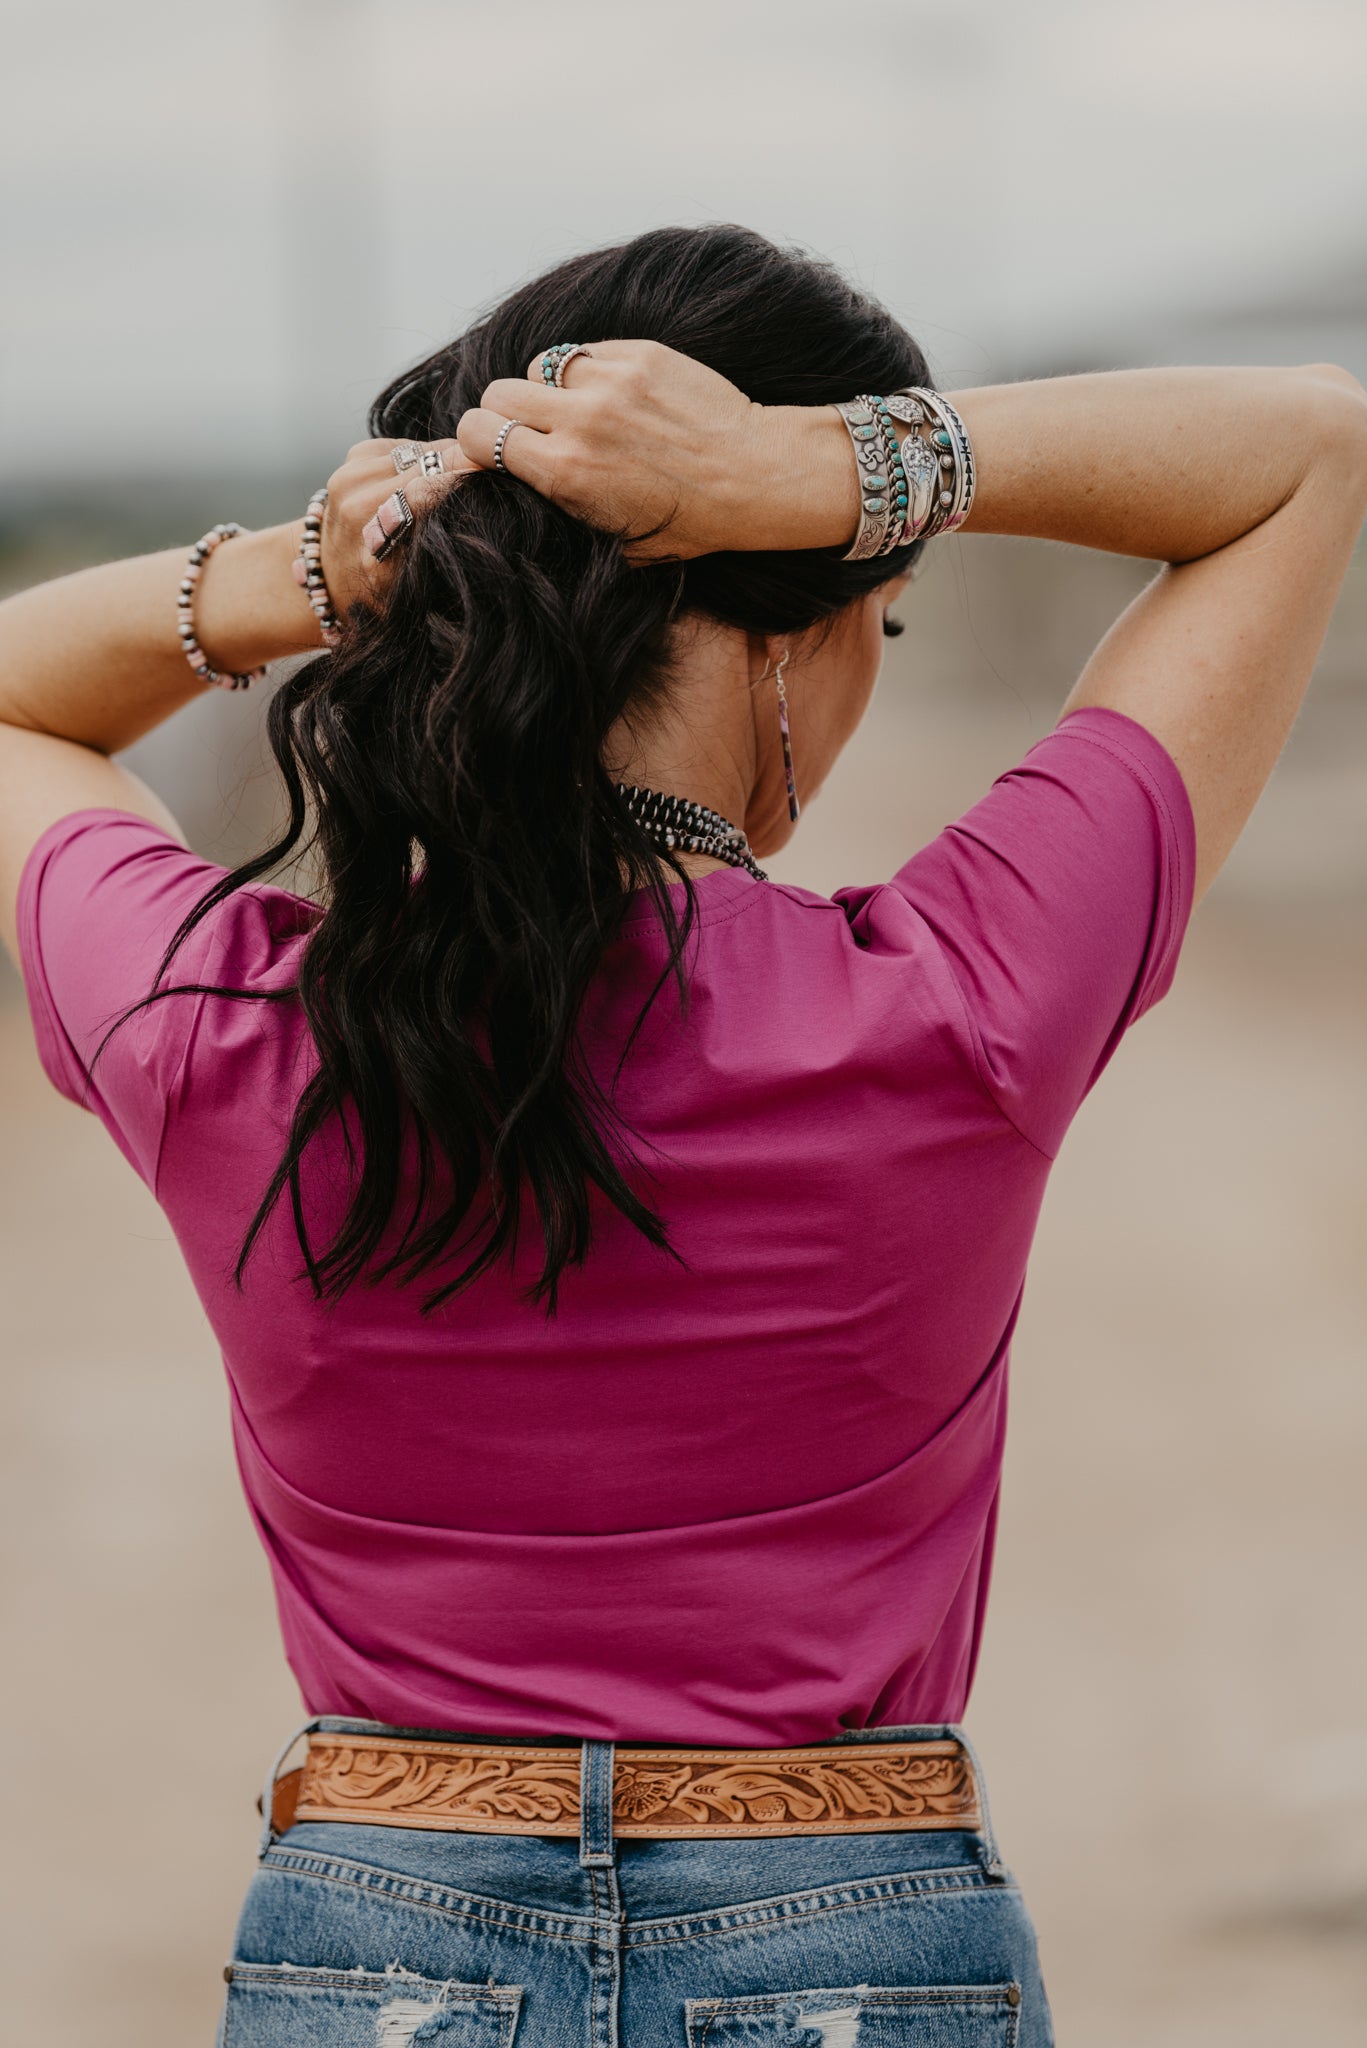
top-left (217, 1719), bottom-right (1053, 2045)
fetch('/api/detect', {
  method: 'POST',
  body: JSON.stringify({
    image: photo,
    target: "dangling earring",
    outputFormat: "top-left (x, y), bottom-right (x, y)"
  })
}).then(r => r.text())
top-left (774, 648), bottom-right (800, 823)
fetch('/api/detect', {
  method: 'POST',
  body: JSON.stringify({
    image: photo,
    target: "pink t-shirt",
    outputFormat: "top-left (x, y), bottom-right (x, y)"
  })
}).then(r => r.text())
top-left (18, 705), bottom-right (1193, 1744)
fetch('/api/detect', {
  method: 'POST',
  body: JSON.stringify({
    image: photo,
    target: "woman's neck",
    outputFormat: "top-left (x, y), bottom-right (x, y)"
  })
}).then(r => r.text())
top-left (602, 615), bottom-right (759, 848)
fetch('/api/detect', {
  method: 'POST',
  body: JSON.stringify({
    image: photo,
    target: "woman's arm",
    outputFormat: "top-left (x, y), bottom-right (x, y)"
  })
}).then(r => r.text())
top-left (0, 439), bottom-right (467, 962)
top-left (463, 351), bottom-right (1367, 904)
top-left (0, 522), bottom-right (319, 958)
top-left (963, 366), bottom-right (1367, 904)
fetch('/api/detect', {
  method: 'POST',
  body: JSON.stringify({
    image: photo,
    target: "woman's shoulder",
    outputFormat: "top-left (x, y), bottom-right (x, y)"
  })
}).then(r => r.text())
top-left (17, 807), bottom-right (317, 1177)
top-left (21, 805), bottom-right (318, 983)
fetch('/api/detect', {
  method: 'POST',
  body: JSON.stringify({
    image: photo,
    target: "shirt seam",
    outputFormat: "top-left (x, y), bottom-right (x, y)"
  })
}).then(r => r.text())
top-left (924, 715), bottom-right (1189, 1163)
top-left (149, 925), bottom-right (224, 1202)
top-left (930, 945), bottom-right (1058, 1164)
top-left (1052, 715), bottom-right (1191, 998)
top-left (18, 809), bottom-right (193, 1122)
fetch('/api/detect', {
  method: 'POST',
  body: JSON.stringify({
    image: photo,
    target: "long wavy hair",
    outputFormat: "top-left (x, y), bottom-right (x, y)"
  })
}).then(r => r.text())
top-left (113, 226), bottom-right (931, 1312)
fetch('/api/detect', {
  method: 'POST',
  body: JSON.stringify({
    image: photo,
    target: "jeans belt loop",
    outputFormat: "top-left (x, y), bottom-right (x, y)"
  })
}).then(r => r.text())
top-left (257, 1716), bottom-right (323, 1859)
top-left (578, 1739), bottom-right (616, 1867)
top-left (951, 1723), bottom-right (1007, 1879)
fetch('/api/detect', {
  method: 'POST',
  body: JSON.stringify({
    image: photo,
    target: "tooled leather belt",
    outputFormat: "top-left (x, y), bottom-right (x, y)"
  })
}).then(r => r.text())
top-left (269, 1731), bottom-right (982, 1840)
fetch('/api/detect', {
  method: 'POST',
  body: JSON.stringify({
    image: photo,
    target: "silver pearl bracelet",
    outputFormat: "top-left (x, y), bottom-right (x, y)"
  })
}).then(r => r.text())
top-left (176, 524), bottom-right (268, 691)
top-left (295, 488), bottom-right (343, 647)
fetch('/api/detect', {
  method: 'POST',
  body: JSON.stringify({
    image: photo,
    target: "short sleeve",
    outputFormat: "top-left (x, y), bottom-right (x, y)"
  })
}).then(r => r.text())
top-left (861, 706), bottom-right (1196, 1158)
top-left (16, 808), bottom-right (231, 1189)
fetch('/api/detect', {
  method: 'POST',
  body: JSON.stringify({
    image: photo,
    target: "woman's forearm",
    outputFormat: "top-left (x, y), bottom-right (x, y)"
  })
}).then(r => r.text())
top-left (0, 520), bottom-right (320, 756)
top-left (767, 364), bottom-right (1362, 565)
top-left (946, 364), bottom-right (1363, 561)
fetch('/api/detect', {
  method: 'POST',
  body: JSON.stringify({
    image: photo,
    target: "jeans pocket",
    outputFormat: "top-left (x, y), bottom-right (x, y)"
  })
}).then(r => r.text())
top-left (685, 1983), bottom-right (1022, 2046)
top-left (220, 1962), bottom-right (522, 2045)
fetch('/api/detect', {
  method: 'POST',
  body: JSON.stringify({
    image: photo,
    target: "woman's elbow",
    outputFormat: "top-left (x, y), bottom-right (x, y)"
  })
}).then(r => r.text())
top-left (1295, 364), bottom-right (1367, 489)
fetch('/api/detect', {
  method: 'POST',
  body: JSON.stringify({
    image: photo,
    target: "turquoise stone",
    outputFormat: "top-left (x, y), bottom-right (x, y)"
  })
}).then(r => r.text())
top-left (933, 428), bottom-right (952, 448)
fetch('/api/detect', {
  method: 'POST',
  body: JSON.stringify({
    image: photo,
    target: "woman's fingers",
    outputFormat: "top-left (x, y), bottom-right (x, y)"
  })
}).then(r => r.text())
top-left (313, 437), bottom-right (476, 604)
top-left (457, 341), bottom-right (764, 557)
top-left (477, 380), bottom-right (563, 430)
top-left (455, 408), bottom-right (554, 490)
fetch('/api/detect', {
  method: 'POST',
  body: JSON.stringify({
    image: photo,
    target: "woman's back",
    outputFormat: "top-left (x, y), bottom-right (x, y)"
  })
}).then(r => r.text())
top-left (20, 703), bottom-right (1192, 1742)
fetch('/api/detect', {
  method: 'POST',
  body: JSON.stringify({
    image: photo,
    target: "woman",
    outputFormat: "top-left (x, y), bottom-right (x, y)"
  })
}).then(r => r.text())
top-left (2, 225), bottom-right (1363, 2046)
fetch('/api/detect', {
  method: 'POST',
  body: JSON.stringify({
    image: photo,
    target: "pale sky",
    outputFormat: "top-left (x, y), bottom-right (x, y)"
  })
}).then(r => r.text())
top-left (3, 0), bottom-right (1365, 482)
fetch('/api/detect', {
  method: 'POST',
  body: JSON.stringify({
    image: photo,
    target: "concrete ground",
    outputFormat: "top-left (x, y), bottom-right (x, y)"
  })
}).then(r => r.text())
top-left (1, 537), bottom-right (1363, 2045)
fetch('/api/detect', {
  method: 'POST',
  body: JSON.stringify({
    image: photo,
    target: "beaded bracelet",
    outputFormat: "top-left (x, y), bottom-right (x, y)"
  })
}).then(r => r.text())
top-left (176, 524), bottom-right (268, 691)
top-left (293, 487), bottom-right (343, 647)
top-left (867, 396), bottom-right (911, 556)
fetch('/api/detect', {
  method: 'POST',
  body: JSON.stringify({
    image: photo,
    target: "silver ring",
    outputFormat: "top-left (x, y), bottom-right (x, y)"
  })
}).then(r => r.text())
top-left (553, 344), bottom-right (593, 388)
top-left (492, 419), bottom-right (522, 472)
top-left (419, 448), bottom-right (445, 477)
top-left (371, 487), bottom-right (415, 561)
top-left (391, 442), bottom-right (422, 473)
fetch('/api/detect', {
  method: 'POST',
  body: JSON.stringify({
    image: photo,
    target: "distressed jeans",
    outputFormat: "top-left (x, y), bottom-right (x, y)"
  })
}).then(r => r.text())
top-left (216, 1718), bottom-right (1053, 2046)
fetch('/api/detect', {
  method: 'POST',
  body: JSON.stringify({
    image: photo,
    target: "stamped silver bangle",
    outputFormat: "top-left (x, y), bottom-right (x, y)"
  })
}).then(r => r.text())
top-left (833, 400), bottom-right (894, 561)
top-left (930, 392), bottom-right (976, 531)
top-left (914, 392), bottom-right (969, 536)
top-left (899, 431), bottom-right (942, 542)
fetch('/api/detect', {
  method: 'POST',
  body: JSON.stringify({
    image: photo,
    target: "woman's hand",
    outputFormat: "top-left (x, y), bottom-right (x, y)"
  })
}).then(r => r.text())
top-left (456, 341), bottom-right (859, 560)
top-left (314, 436), bottom-right (478, 609)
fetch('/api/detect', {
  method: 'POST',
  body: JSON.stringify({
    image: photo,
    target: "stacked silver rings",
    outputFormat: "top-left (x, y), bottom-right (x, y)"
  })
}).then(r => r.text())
top-left (540, 343), bottom-right (593, 387)
top-left (834, 387), bottom-right (976, 561)
top-left (392, 442), bottom-right (446, 478)
top-left (391, 442), bottom-right (422, 473)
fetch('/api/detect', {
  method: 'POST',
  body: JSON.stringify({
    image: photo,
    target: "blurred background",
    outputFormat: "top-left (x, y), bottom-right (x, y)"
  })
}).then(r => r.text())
top-left (1, 2), bottom-right (1364, 2043)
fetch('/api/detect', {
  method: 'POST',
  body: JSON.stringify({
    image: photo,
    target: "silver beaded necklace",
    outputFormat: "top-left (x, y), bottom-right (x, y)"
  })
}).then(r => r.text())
top-left (617, 783), bottom-right (767, 882)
